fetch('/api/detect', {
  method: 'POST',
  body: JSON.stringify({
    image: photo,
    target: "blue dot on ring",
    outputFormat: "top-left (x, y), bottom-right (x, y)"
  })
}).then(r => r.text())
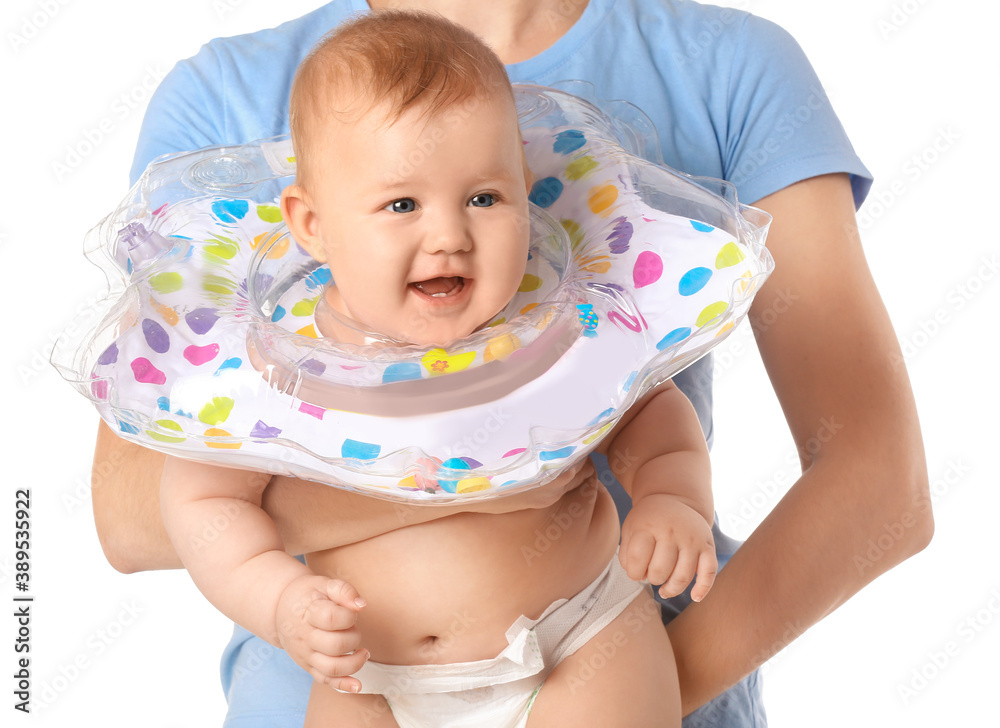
top-left (678, 267), bottom-right (713, 296)
top-left (656, 327), bottom-right (691, 351)
top-left (553, 129), bottom-right (586, 155)
top-left (529, 177), bottom-right (564, 208)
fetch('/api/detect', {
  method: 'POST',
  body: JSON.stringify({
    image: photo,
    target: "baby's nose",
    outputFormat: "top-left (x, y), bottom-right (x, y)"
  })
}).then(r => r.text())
top-left (425, 211), bottom-right (473, 254)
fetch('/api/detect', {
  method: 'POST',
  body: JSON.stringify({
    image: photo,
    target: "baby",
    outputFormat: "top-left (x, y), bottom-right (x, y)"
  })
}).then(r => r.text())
top-left (160, 10), bottom-right (718, 728)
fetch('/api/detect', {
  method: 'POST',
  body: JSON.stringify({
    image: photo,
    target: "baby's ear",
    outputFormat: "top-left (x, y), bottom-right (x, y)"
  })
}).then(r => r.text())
top-left (280, 183), bottom-right (327, 263)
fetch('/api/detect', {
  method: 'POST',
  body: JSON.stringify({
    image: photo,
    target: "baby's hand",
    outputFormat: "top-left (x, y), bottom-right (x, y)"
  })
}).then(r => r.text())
top-left (275, 574), bottom-right (370, 692)
top-left (620, 495), bottom-right (717, 603)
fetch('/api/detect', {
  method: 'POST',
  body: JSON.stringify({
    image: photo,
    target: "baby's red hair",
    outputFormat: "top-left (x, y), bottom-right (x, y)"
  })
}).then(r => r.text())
top-left (289, 9), bottom-right (513, 184)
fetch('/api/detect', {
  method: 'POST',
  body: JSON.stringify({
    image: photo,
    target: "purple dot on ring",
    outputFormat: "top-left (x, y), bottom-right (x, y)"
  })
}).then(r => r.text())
top-left (142, 319), bottom-right (170, 354)
top-left (300, 359), bottom-right (327, 376)
top-left (250, 420), bottom-right (282, 439)
top-left (97, 342), bottom-right (119, 365)
top-left (186, 308), bottom-right (219, 335)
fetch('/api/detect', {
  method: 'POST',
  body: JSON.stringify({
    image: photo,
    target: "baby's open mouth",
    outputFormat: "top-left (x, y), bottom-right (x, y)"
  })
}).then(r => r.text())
top-left (411, 276), bottom-right (466, 298)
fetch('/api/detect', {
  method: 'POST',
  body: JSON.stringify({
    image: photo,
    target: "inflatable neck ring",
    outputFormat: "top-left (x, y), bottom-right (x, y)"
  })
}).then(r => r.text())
top-left (55, 83), bottom-right (773, 502)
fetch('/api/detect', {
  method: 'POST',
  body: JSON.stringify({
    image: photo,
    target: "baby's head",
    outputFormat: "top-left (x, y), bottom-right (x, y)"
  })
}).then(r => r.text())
top-left (281, 10), bottom-right (532, 347)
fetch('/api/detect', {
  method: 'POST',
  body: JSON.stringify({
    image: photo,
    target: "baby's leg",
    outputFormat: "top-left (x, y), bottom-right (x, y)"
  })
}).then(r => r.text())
top-left (305, 681), bottom-right (400, 728)
top-left (527, 589), bottom-right (680, 727)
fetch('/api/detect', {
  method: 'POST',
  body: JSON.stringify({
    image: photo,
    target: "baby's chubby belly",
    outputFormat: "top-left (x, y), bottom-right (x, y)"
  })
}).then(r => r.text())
top-left (306, 474), bottom-right (620, 665)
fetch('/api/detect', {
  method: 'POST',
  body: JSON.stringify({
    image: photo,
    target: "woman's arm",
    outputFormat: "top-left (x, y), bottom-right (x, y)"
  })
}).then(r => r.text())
top-left (666, 173), bottom-right (934, 715)
top-left (92, 422), bottom-right (174, 572)
top-left (92, 420), bottom-right (595, 573)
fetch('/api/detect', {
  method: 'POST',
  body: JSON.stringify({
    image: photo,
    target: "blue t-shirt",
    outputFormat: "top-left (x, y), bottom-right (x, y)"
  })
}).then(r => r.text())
top-left (131, 0), bottom-right (871, 206)
top-left (129, 2), bottom-right (871, 726)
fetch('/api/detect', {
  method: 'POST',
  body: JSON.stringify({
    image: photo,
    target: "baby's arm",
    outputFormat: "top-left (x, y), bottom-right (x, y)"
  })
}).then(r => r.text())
top-left (159, 456), bottom-right (369, 690)
top-left (601, 380), bottom-right (717, 602)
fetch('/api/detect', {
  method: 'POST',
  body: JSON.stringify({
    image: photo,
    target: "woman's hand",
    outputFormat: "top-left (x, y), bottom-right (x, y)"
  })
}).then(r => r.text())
top-left (465, 458), bottom-right (597, 514)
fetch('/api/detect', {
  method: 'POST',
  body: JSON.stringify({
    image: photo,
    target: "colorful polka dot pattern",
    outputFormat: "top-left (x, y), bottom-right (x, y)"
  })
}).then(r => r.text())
top-left (86, 97), bottom-right (768, 501)
top-left (516, 126), bottom-right (761, 359)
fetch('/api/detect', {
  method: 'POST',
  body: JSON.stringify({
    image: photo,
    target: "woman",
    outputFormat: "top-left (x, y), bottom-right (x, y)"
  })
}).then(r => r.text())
top-left (91, 1), bottom-right (932, 725)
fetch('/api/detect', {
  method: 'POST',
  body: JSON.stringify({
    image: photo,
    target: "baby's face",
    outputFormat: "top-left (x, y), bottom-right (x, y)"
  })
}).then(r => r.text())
top-left (290, 93), bottom-right (531, 347)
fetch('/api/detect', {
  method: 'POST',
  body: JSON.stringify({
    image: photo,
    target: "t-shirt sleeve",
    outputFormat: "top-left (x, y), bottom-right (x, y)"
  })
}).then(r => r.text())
top-left (129, 44), bottom-right (229, 185)
top-left (723, 14), bottom-right (873, 208)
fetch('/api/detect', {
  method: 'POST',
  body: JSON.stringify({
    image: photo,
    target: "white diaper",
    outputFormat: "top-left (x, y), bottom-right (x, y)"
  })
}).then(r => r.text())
top-left (354, 554), bottom-right (647, 728)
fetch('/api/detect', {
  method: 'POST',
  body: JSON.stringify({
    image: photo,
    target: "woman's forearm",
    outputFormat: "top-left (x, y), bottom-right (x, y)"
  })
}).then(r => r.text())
top-left (666, 173), bottom-right (934, 715)
top-left (91, 420), bottom-right (438, 571)
top-left (92, 421), bottom-right (181, 572)
top-left (667, 446), bottom-right (931, 714)
top-left (93, 422), bottom-right (597, 571)
top-left (263, 457), bottom-right (598, 554)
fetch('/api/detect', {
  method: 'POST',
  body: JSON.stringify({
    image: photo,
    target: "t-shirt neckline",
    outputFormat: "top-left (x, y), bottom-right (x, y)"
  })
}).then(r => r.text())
top-left (348, 0), bottom-right (616, 79)
top-left (505, 0), bottom-right (615, 78)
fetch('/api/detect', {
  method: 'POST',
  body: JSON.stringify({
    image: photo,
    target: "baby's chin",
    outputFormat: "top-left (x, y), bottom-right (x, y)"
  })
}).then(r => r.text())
top-left (318, 286), bottom-right (515, 348)
top-left (400, 324), bottom-right (482, 349)
top-left (394, 311), bottom-right (507, 348)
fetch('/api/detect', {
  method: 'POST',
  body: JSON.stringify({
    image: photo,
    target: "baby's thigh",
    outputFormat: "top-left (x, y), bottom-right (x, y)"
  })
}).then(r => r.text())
top-left (528, 589), bottom-right (680, 728)
top-left (305, 681), bottom-right (399, 728)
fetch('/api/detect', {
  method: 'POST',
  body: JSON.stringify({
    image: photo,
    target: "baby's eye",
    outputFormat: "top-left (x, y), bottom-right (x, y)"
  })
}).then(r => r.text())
top-left (469, 193), bottom-right (497, 208)
top-left (387, 198), bottom-right (417, 213)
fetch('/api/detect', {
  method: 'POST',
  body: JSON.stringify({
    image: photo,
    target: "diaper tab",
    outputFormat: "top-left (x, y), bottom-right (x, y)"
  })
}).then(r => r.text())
top-left (354, 628), bottom-right (547, 695)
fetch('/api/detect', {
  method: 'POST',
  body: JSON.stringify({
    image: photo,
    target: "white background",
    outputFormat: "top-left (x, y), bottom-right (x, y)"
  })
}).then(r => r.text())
top-left (2, 0), bottom-right (997, 725)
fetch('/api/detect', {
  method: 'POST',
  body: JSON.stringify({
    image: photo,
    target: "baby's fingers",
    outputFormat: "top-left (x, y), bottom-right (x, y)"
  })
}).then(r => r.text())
top-left (325, 579), bottom-right (367, 610)
top-left (307, 648), bottom-right (371, 693)
top-left (308, 623), bottom-right (364, 657)
top-left (620, 531), bottom-right (656, 582)
top-left (307, 597), bottom-right (362, 632)
top-left (656, 547), bottom-right (696, 600)
top-left (689, 547), bottom-right (719, 603)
